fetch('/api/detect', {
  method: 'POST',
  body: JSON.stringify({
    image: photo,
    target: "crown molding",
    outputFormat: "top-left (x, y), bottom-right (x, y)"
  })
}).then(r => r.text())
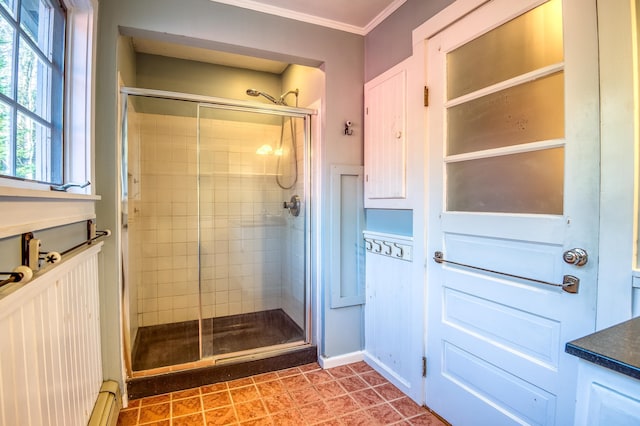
top-left (209, 0), bottom-right (406, 35)
top-left (363, 0), bottom-right (407, 34)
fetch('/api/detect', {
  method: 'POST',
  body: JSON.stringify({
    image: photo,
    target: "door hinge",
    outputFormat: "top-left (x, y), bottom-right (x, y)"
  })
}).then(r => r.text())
top-left (422, 356), bottom-right (427, 377)
top-left (424, 86), bottom-right (429, 107)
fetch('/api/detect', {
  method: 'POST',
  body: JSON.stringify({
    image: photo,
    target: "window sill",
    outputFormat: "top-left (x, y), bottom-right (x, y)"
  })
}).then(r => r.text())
top-left (0, 186), bottom-right (101, 201)
top-left (0, 186), bottom-right (101, 239)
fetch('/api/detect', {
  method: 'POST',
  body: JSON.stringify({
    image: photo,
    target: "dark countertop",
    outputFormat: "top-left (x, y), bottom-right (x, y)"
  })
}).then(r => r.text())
top-left (566, 317), bottom-right (640, 380)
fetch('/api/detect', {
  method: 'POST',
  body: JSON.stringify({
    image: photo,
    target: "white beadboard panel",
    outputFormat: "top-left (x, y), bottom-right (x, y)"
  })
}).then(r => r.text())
top-left (363, 231), bottom-right (422, 402)
top-left (364, 64), bottom-right (407, 204)
top-left (0, 244), bottom-right (103, 426)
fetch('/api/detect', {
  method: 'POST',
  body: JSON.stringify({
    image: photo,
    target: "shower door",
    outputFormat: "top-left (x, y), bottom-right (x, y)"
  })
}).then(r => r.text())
top-left (197, 104), bottom-right (310, 359)
top-left (122, 91), bottom-right (311, 374)
top-left (123, 95), bottom-right (204, 371)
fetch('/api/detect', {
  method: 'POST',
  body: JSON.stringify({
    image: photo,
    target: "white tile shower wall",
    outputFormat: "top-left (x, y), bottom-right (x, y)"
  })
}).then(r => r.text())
top-left (132, 113), bottom-right (197, 327)
top-left (132, 112), bottom-right (306, 327)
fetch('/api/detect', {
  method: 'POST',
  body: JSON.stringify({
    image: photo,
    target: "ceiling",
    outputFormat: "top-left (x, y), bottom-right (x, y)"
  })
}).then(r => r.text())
top-left (132, 0), bottom-right (405, 74)
top-left (131, 38), bottom-right (292, 74)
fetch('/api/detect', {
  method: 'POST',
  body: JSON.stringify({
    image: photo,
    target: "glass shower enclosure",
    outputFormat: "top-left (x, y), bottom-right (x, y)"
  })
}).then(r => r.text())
top-left (120, 88), bottom-right (312, 374)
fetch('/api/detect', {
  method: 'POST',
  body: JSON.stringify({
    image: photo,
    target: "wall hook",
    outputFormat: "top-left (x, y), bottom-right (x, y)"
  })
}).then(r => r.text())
top-left (344, 120), bottom-right (354, 136)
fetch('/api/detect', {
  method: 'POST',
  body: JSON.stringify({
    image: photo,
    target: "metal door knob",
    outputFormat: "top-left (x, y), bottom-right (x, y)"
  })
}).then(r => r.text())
top-left (563, 248), bottom-right (588, 266)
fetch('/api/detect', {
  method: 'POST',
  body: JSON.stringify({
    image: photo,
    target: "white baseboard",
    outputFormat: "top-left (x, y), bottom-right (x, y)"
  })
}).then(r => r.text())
top-left (318, 351), bottom-right (364, 369)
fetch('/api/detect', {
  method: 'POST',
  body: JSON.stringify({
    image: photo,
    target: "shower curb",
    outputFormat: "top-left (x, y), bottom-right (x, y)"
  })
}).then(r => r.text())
top-left (126, 345), bottom-right (317, 399)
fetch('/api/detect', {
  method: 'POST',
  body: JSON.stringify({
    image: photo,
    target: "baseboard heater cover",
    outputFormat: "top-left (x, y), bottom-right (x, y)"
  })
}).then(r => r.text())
top-left (88, 381), bottom-right (122, 426)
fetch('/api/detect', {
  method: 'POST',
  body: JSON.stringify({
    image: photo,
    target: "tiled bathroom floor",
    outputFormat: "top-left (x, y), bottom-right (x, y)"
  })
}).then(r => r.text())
top-left (117, 361), bottom-right (447, 425)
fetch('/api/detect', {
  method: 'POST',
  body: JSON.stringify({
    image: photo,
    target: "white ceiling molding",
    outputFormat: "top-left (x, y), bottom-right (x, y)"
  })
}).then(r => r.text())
top-left (363, 0), bottom-right (408, 34)
top-left (208, 0), bottom-right (407, 35)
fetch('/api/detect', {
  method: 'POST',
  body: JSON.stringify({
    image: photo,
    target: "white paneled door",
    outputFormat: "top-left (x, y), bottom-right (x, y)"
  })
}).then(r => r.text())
top-left (425, 0), bottom-right (600, 425)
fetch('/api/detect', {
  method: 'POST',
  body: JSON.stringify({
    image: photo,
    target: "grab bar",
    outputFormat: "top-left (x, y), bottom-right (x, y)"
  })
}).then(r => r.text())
top-left (433, 251), bottom-right (580, 294)
top-left (0, 272), bottom-right (22, 287)
top-left (59, 229), bottom-right (111, 256)
top-left (21, 222), bottom-right (111, 270)
top-left (0, 266), bottom-right (34, 288)
top-left (1, 221), bottom-right (110, 289)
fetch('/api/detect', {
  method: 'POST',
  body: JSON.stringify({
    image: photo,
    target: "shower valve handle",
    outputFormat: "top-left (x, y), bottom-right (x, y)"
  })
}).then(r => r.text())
top-left (283, 195), bottom-right (301, 217)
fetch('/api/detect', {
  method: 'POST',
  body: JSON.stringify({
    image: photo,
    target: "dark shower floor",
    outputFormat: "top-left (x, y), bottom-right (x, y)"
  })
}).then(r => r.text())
top-left (131, 309), bottom-right (304, 371)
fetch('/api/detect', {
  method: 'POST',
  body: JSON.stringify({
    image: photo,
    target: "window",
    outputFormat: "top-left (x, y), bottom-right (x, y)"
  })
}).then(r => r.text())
top-left (0, 0), bottom-right (65, 184)
top-left (0, 0), bottom-right (95, 239)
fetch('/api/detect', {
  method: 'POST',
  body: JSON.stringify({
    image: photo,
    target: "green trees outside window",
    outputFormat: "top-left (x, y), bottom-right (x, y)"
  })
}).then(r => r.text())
top-left (0, 0), bottom-right (64, 184)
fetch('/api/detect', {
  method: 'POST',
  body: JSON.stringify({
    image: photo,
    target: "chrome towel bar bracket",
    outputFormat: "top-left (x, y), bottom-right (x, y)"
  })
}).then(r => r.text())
top-left (20, 220), bottom-right (111, 271)
top-left (433, 251), bottom-right (579, 294)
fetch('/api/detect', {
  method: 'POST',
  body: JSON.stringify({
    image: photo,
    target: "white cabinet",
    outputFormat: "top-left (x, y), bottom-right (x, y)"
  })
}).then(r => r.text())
top-left (364, 61), bottom-right (407, 208)
top-left (574, 361), bottom-right (640, 425)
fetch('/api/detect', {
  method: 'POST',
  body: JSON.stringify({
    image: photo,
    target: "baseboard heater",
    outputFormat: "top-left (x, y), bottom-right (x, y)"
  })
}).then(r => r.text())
top-left (88, 381), bottom-right (122, 426)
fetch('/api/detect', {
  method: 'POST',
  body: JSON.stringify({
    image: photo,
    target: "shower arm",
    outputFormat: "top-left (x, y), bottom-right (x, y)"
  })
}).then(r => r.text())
top-left (279, 89), bottom-right (299, 107)
top-left (247, 88), bottom-right (299, 107)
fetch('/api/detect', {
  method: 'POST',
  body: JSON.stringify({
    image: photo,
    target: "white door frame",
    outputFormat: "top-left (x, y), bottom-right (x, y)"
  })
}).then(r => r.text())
top-left (595, 0), bottom-right (637, 328)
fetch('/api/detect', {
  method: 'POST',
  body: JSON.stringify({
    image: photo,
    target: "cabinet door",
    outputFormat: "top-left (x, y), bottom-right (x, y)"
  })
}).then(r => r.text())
top-left (364, 66), bottom-right (407, 206)
top-left (575, 361), bottom-right (640, 426)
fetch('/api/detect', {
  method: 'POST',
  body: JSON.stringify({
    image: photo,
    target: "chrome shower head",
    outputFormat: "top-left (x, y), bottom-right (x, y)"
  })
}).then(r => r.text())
top-left (246, 89), bottom-right (279, 104)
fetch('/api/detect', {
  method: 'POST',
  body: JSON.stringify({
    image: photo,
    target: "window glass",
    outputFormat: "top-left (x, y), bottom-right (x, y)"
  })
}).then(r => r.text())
top-left (0, 0), bottom-right (16, 17)
top-left (445, 0), bottom-right (565, 215)
top-left (447, 72), bottom-right (564, 156)
top-left (18, 35), bottom-right (50, 119)
top-left (447, 148), bottom-right (564, 214)
top-left (20, 0), bottom-right (52, 55)
top-left (0, 100), bottom-right (10, 175)
top-left (0, 0), bottom-right (64, 184)
top-left (16, 111), bottom-right (36, 179)
top-left (447, 0), bottom-right (563, 100)
top-left (0, 15), bottom-right (13, 98)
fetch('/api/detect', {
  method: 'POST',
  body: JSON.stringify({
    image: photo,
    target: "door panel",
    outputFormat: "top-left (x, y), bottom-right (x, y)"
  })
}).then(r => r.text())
top-left (425, 0), bottom-right (600, 424)
top-left (442, 342), bottom-right (557, 425)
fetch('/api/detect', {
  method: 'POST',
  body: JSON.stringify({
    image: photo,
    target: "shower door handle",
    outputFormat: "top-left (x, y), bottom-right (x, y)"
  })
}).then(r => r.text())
top-left (283, 195), bottom-right (301, 217)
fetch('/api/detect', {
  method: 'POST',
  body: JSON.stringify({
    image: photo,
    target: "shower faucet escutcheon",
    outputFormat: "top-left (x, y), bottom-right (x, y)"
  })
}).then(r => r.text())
top-left (284, 195), bottom-right (301, 217)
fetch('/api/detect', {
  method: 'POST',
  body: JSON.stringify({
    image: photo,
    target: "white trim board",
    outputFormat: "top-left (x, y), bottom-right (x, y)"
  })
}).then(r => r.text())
top-left (319, 351), bottom-right (365, 369)
top-left (208, 0), bottom-right (406, 35)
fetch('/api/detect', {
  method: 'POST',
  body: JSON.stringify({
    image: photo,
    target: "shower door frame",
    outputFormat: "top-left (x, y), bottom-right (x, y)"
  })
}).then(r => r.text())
top-left (120, 87), bottom-right (316, 375)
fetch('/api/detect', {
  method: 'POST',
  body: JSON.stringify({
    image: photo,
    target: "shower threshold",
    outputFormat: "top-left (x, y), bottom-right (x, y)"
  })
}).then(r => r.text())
top-left (131, 308), bottom-right (305, 371)
top-left (126, 308), bottom-right (315, 399)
